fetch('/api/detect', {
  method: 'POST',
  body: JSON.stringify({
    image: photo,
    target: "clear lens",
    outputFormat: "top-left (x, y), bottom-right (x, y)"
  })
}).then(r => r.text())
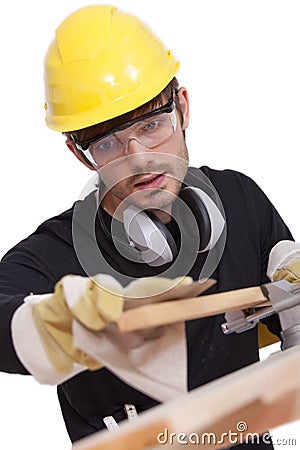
top-left (87, 109), bottom-right (177, 166)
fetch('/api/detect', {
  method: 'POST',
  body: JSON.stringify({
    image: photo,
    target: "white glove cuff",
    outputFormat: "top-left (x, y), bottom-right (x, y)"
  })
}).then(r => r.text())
top-left (267, 240), bottom-right (300, 281)
top-left (11, 293), bottom-right (86, 385)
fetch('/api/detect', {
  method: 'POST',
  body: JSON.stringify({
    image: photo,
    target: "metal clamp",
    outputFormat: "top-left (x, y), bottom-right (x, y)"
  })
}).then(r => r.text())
top-left (221, 280), bottom-right (300, 350)
top-left (261, 280), bottom-right (300, 349)
top-left (222, 306), bottom-right (274, 335)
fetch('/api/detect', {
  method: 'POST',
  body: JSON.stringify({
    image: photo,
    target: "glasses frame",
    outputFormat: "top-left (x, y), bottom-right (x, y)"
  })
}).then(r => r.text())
top-left (71, 96), bottom-right (176, 166)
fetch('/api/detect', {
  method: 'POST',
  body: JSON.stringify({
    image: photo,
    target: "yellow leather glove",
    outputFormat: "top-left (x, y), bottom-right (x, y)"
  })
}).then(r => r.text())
top-left (31, 275), bottom-right (124, 375)
top-left (260, 244), bottom-right (300, 349)
top-left (273, 260), bottom-right (300, 283)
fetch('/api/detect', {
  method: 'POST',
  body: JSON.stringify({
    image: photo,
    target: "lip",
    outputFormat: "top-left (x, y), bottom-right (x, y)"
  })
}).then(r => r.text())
top-left (133, 173), bottom-right (166, 190)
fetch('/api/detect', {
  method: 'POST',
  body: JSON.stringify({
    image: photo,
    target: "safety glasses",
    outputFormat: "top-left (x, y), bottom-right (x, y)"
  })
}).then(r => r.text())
top-left (71, 97), bottom-right (177, 167)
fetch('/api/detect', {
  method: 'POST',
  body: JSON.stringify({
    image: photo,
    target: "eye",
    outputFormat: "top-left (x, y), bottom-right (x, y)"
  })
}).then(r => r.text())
top-left (93, 137), bottom-right (118, 153)
top-left (140, 119), bottom-right (161, 133)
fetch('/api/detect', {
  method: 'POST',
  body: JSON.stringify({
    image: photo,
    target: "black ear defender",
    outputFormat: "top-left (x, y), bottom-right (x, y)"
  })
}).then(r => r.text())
top-left (122, 186), bottom-right (225, 267)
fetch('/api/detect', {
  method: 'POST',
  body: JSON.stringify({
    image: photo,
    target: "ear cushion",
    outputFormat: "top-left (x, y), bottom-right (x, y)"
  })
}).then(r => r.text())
top-left (177, 186), bottom-right (225, 253)
top-left (123, 205), bottom-right (178, 266)
top-left (177, 187), bottom-right (211, 251)
top-left (144, 209), bottom-right (178, 258)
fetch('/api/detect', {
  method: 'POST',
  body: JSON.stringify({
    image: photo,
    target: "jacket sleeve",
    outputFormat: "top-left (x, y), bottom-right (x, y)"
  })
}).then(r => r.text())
top-left (244, 174), bottom-right (294, 283)
top-left (0, 240), bottom-right (57, 374)
top-left (240, 172), bottom-right (294, 338)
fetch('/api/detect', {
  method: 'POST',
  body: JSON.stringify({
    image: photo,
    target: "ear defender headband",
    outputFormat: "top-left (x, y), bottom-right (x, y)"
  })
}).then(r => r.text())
top-left (99, 186), bottom-right (225, 267)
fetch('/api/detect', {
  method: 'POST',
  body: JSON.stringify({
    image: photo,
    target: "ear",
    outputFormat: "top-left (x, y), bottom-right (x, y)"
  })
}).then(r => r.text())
top-left (65, 139), bottom-right (96, 171)
top-left (176, 87), bottom-right (190, 130)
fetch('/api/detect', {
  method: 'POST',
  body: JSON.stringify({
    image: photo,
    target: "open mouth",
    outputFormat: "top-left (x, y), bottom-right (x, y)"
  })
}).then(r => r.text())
top-left (133, 173), bottom-right (166, 190)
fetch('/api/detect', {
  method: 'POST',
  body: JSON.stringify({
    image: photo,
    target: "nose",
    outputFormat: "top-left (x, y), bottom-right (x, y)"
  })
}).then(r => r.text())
top-left (125, 137), bottom-right (148, 155)
top-left (125, 138), bottom-right (155, 169)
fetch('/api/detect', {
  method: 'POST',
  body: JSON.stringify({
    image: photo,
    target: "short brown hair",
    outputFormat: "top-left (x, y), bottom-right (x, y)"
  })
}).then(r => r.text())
top-left (65, 77), bottom-right (180, 146)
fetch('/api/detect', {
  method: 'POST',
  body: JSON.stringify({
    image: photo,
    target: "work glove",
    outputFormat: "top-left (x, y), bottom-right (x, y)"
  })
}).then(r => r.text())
top-left (31, 274), bottom-right (124, 375)
top-left (259, 241), bottom-right (300, 348)
top-left (12, 274), bottom-right (197, 384)
top-left (267, 240), bottom-right (300, 283)
top-left (273, 260), bottom-right (300, 283)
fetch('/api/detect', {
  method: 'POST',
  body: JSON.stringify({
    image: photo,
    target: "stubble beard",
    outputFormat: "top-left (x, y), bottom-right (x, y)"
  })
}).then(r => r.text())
top-left (112, 162), bottom-right (188, 213)
top-left (100, 143), bottom-right (189, 215)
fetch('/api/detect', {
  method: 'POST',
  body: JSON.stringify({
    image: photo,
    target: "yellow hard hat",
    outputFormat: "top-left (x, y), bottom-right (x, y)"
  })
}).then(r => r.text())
top-left (44, 5), bottom-right (179, 132)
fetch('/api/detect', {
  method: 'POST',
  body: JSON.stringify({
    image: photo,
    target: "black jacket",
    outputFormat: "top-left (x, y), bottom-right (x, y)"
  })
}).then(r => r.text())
top-left (0, 167), bottom-right (292, 448)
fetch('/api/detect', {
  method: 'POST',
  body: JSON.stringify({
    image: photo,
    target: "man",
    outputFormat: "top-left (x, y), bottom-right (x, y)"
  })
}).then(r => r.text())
top-left (0, 5), bottom-right (297, 449)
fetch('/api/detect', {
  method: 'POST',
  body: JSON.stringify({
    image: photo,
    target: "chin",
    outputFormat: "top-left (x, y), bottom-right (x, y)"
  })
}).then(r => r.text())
top-left (130, 187), bottom-right (178, 212)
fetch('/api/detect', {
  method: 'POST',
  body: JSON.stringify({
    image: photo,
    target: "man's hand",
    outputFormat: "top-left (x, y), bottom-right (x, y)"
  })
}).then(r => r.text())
top-left (267, 240), bottom-right (300, 283)
top-left (12, 273), bottom-right (195, 384)
top-left (273, 260), bottom-right (300, 283)
top-left (31, 275), bottom-right (124, 375)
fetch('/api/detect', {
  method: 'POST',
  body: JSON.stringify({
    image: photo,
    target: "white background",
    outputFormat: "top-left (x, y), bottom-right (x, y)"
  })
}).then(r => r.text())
top-left (0, 1), bottom-right (299, 448)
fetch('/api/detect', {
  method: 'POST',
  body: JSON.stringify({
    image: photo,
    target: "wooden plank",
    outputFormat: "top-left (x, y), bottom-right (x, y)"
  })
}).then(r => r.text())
top-left (123, 278), bottom-right (217, 307)
top-left (117, 285), bottom-right (270, 332)
top-left (73, 346), bottom-right (300, 450)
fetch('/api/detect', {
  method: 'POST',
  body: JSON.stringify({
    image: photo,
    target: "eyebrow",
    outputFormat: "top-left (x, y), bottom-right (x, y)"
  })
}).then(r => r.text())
top-left (77, 98), bottom-right (174, 149)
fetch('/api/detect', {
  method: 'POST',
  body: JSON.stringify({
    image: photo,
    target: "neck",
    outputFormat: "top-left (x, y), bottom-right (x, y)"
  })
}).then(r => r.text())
top-left (101, 195), bottom-right (172, 224)
top-left (147, 208), bottom-right (172, 224)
